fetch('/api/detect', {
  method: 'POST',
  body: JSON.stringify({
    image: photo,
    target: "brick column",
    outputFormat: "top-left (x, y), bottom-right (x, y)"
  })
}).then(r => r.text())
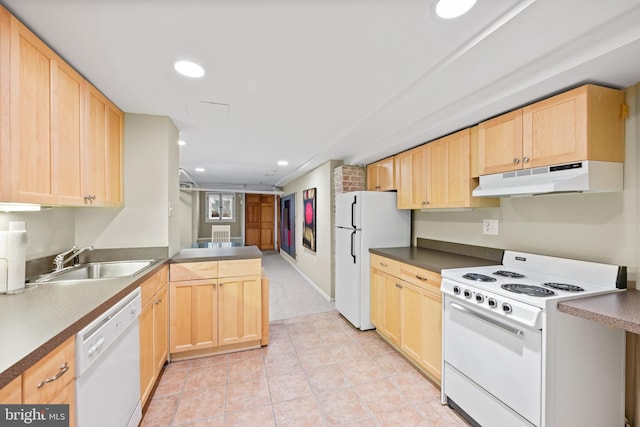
top-left (334, 165), bottom-right (365, 193)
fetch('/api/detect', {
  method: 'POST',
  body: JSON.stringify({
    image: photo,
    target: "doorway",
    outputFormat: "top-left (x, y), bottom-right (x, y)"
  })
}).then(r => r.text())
top-left (245, 193), bottom-right (276, 250)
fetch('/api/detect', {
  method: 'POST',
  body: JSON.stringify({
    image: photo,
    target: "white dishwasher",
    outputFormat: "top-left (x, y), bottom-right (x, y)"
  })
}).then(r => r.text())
top-left (75, 288), bottom-right (142, 427)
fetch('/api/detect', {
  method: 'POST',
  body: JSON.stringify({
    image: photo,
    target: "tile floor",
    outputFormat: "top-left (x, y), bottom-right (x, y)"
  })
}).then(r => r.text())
top-left (141, 310), bottom-right (469, 426)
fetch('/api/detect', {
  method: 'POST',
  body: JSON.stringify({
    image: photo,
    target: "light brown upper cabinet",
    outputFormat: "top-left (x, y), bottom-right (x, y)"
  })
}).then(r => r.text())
top-left (478, 84), bottom-right (625, 176)
top-left (366, 156), bottom-right (396, 191)
top-left (0, 6), bottom-right (123, 207)
top-left (395, 145), bottom-right (427, 209)
top-left (396, 128), bottom-right (498, 209)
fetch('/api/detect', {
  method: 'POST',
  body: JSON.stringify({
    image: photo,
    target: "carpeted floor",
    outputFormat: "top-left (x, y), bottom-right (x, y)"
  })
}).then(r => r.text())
top-left (262, 251), bottom-right (334, 321)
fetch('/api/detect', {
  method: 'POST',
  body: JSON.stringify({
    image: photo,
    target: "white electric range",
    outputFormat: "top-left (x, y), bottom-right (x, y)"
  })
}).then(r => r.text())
top-left (440, 250), bottom-right (627, 427)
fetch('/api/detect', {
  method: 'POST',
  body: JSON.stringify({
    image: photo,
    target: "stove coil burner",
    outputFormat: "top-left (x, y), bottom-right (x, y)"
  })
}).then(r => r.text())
top-left (542, 282), bottom-right (584, 292)
top-left (462, 273), bottom-right (497, 282)
top-left (501, 284), bottom-right (556, 297)
top-left (493, 270), bottom-right (526, 279)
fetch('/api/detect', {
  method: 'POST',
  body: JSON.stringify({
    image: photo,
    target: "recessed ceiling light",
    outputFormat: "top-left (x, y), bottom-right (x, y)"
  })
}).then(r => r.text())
top-left (277, 160), bottom-right (288, 166)
top-left (178, 140), bottom-right (186, 146)
top-left (195, 167), bottom-right (205, 172)
top-left (174, 60), bottom-right (205, 78)
top-left (435, 0), bottom-right (476, 19)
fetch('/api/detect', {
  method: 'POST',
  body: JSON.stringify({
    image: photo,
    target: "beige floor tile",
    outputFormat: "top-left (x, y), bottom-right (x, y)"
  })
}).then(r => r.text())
top-left (183, 364), bottom-right (227, 391)
top-left (356, 378), bottom-right (410, 415)
top-left (140, 394), bottom-right (178, 427)
top-left (173, 387), bottom-right (226, 425)
top-left (272, 396), bottom-right (325, 427)
top-left (375, 405), bottom-right (429, 427)
top-left (225, 378), bottom-right (271, 412)
top-left (142, 310), bottom-right (468, 426)
top-left (224, 404), bottom-right (275, 427)
top-left (227, 355), bottom-right (266, 383)
top-left (340, 359), bottom-right (387, 385)
top-left (389, 371), bottom-right (439, 404)
top-left (297, 346), bottom-right (336, 370)
top-left (306, 364), bottom-right (351, 394)
top-left (154, 365), bottom-right (189, 397)
top-left (267, 370), bottom-right (313, 403)
top-left (264, 351), bottom-right (302, 377)
top-left (316, 388), bottom-right (371, 426)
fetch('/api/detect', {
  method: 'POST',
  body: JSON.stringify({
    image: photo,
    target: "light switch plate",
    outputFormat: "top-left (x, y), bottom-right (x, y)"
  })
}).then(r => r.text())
top-left (483, 219), bottom-right (499, 236)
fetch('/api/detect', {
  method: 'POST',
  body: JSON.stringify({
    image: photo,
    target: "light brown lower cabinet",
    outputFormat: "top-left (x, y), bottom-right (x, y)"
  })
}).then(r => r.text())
top-left (15, 336), bottom-right (76, 426)
top-left (370, 254), bottom-right (442, 385)
top-left (139, 265), bottom-right (169, 407)
top-left (169, 259), bottom-right (263, 359)
top-left (0, 375), bottom-right (21, 403)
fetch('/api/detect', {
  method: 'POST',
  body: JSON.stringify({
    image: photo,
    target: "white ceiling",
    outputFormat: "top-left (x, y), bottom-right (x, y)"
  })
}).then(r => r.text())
top-left (3, 0), bottom-right (640, 190)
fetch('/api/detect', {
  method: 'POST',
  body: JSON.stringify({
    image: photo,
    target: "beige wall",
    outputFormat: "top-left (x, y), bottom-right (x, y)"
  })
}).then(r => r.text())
top-left (282, 160), bottom-right (341, 299)
top-left (0, 208), bottom-right (75, 260)
top-left (413, 83), bottom-right (640, 280)
top-left (196, 192), bottom-right (244, 240)
top-left (75, 113), bottom-right (180, 255)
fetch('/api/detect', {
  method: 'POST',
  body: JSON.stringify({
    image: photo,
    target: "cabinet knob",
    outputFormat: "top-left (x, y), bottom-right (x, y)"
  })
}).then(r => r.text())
top-left (522, 156), bottom-right (530, 163)
top-left (37, 363), bottom-right (69, 388)
top-left (416, 275), bottom-right (428, 281)
top-left (395, 283), bottom-right (403, 289)
top-left (513, 158), bottom-right (520, 164)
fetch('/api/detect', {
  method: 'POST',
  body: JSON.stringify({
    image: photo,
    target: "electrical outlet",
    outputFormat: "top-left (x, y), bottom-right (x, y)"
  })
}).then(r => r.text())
top-left (483, 219), bottom-right (499, 236)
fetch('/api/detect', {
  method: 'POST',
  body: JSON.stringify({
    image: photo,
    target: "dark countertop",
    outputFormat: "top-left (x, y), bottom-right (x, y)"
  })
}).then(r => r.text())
top-left (369, 246), bottom-right (500, 273)
top-left (170, 245), bottom-right (263, 263)
top-left (558, 288), bottom-right (640, 334)
top-left (0, 258), bottom-right (168, 389)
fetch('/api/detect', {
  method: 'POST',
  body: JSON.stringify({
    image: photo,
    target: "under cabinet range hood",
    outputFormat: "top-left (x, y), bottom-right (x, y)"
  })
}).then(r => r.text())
top-left (472, 160), bottom-right (623, 197)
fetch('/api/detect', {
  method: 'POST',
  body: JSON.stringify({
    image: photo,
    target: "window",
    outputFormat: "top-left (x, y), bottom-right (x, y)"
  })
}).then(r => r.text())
top-left (206, 193), bottom-right (235, 222)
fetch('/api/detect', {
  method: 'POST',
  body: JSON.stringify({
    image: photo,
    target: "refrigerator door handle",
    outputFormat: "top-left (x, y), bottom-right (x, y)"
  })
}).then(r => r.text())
top-left (350, 230), bottom-right (356, 264)
top-left (351, 196), bottom-right (357, 229)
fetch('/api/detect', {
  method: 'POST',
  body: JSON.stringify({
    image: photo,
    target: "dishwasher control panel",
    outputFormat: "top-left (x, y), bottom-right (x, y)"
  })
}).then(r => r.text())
top-left (75, 288), bottom-right (141, 375)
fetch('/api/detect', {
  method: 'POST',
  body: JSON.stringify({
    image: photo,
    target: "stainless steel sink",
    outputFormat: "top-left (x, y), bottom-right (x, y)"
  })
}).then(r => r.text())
top-left (31, 260), bottom-right (157, 283)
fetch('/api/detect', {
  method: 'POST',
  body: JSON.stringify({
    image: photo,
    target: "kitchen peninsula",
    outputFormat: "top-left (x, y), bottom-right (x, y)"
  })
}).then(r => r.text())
top-left (169, 245), bottom-right (269, 360)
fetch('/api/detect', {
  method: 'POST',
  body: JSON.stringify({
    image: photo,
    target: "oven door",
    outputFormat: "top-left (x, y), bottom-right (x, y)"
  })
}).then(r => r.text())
top-left (443, 293), bottom-right (542, 426)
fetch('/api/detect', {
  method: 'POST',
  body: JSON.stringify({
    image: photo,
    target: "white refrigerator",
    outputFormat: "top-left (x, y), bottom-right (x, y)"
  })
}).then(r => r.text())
top-left (335, 191), bottom-right (411, 330)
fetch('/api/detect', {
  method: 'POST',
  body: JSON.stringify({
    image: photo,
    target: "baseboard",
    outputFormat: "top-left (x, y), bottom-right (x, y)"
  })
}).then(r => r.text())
top-left (278, 252), bottom-right (332, 302)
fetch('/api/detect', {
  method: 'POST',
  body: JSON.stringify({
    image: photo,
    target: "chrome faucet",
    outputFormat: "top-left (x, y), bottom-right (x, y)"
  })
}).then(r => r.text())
top-left (53, 245), bottom-right (93, 271)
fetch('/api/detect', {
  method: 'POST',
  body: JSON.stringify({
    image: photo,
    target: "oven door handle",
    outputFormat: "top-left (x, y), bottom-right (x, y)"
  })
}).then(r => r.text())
top-left (449, 302), bottom-right (523, 336)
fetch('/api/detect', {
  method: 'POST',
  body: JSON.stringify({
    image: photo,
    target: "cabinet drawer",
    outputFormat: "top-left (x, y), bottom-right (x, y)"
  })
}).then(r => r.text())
top-left (400, 263), bottom-right (441, 291)
top-left (370, 254), bottom-right (401, 277)
top-left (23, 336), bottom-right (75, 404)
top-left (218, 259), bottom-right (261, 278)
top-left (141, 265), bottom-right (168, 305)
top-left (170, 261), bottom-right (218, 281)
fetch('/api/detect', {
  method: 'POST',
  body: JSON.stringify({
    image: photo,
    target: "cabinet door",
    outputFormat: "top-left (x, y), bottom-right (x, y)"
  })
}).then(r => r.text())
top-left (8, 15), bottom-right (55, 204)
top-left (366, 163), bottom-right (379, 191)
top-left (427, 129), bottom-right (471, 208)
top-left (370, 268), bottom-right (386, 328)
top-left (420, 286), bottom-right (442, 382)
top-left (0, 375), bottom-right (21, 404)
top-left (522, 86), bottom-right (588, 167)
top-left (84, 86), bottom-right (108, 205)
top-left (105, 103), bottom-right (123, 206)
top-left (383, 275), bottom-right (402, 346)
top-left (170, 279), bottom-right (217, 353)
top-left (139, 297), bottom-right (154, 403)
top-left (478, 109), bottom-right (523, 175)
top-left (400, 281), bottom-right (423, 363)
top-left (395, 150), bottom-right (414, 209)
top-left (154, 284), bottom-right (169, 373)
top-left (378, 157), bottom-right (395, 191)
top-left (51, 59), bottom-right (84, 205)
top-left (395, 146), bottom-right (427, 209)
top-left (218, 275), bottom-right (262, 345)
